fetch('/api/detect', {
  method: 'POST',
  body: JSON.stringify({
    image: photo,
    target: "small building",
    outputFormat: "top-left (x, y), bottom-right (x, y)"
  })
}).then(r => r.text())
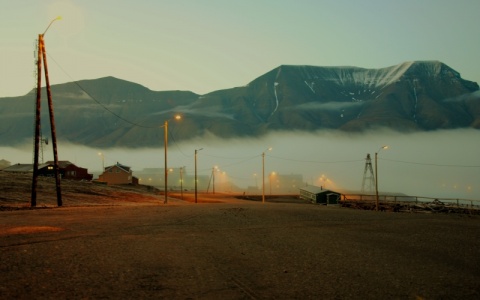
top-left (44, 161), bottom-right (93, 181)
top-left (98, 162), bottom-right (138, 185)
top-left (4, 161), bottom-right (93, 181)
top-left (299, 185), bottom-right (341, 205)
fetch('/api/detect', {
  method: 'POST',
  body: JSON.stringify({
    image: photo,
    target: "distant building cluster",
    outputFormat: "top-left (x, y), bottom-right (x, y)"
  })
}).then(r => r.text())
top-left (1, 157), bottom-right (339, 198)
top-left (2, 160), bottom-right (92, 181)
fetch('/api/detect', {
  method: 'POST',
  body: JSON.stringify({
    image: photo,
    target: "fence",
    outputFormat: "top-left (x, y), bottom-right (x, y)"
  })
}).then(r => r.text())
top-left (340, 194), bottom-right (480, 213)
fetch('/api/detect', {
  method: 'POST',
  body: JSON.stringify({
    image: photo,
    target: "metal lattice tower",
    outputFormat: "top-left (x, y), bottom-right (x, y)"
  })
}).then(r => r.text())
top-left (361, 153), bottom-right (375, 194)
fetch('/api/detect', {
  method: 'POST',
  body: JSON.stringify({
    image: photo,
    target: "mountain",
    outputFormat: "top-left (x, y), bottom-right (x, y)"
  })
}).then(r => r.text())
top-left (0, 61), bottom-right (479, 147)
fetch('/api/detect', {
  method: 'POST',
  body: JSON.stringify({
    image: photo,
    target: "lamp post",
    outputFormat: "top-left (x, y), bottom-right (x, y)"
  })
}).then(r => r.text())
top-left (163, 120), bottom-right (168, 204)
top-left (162, 115), bottom-right (181, 204)
top-left (269, 171), bottom-right (277, 195)
top-left (262, 147), bottom-right (272, 203)
top-left (269, 172), bottom-right (272, 195)
top-left (375, 145), bottom-right (389, 211)
top-left (212, 166), bottom-right (216, 195)
top-left (98, 152), bottom-right (105, 171)
top-left (195, 148), bottom-right (203, 203)
top-left (180, 166), bottom-right (184, 200)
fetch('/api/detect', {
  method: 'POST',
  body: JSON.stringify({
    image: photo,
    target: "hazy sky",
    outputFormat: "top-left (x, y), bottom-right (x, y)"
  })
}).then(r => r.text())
top-left (1, 0), bottom-right (480, 97)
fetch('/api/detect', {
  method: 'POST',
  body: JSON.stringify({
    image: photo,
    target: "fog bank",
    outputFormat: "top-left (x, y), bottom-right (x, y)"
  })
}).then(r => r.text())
top-left (1, 128), bottom-right (479, 200)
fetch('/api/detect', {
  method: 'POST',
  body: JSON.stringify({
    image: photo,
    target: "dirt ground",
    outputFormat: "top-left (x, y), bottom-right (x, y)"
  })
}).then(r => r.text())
top-left (1, 172), bottom-right (480, 299)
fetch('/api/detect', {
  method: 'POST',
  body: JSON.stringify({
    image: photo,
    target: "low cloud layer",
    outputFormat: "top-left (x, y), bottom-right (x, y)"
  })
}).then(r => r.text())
top-left (2, 128), bottom-right (479, 200)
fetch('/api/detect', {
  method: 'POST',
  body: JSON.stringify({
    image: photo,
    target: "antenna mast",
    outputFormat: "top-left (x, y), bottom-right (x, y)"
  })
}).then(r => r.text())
top-left (361, 153), bottom-right (375, 194)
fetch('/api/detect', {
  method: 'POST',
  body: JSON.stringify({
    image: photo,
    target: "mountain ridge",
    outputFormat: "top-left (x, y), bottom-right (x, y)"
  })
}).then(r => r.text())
top-left (0, 61), bottom-right (479, 148)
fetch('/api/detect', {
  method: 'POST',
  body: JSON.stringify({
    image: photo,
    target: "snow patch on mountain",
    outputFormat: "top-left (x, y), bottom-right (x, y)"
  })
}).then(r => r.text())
top-left (305, 81), bottom-right (315, 93)
top-left (272, 82), bottom-right (279, 117)
top-left (283, 61), bottom-right (453, 90)
top-left (412, 80), bottom-right (419, 124)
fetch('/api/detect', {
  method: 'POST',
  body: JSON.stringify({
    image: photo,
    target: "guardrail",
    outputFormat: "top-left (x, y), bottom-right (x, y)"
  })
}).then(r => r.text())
top-left (340, 194), bottom-right (480, 213)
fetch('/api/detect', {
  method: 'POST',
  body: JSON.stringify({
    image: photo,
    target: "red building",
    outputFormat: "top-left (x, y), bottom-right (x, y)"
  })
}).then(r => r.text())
top-left (44, 161), bottom-right (93, 181)
top-left (4, 161), bottom-right (92, 181)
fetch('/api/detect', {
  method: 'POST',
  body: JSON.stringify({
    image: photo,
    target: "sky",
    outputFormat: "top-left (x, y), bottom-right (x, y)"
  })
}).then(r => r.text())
top-left (1, 0), bottom-right (480, 97)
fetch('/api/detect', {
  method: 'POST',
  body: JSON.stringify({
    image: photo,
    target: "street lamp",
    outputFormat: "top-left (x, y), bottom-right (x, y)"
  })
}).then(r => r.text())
top-left (262, 147), bottom-right (272, 203)
top-left (180, 166), bottom-right (185, 200)
top-left (375, 145), bottom-right (389, 211)
top-left (43, 16), bottom-right (62, 36)
top-left (269, 171), bottom-right (277, 195)
top-left (212, 166), bottom-right (219, 195)
top-left (162, 115), bottom-right (181, 204)
top-left (195, 148), bottom-right (203, 203)
top-left (319, 174), bottom-right (329, 189)
top-left (98, 152), bottom-right (105, 171)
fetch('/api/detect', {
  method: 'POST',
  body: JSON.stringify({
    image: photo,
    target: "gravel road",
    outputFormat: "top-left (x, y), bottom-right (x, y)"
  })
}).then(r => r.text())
top-left (1, 198), bottom-right (479, 299)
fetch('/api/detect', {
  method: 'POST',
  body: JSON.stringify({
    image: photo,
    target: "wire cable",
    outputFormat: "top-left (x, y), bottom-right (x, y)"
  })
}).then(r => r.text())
top-left (381, 158), bottom-right (480, 168)
top-left (267, 154), bottom-right (364, 164)
top-left (47, 52), bottom-right (158, 129)
top-left (167, 127), bottom-right (191, 158)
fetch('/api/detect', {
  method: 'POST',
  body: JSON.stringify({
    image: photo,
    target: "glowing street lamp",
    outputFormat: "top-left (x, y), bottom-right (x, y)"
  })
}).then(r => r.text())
top-left (212, 166), bottom-right (219, 194)
top-left (98, 152), bottom-right (105, 171)
top-left (318, 174), bottom-right (331, 189)
top-left (262, 147), bottom-right (272, 203)
top-left (43, 16), bottom-right (62, 36)
top-left (180, 166), bottom-right (185, 200)
top-left (195, 148), bottom-right (203, 203)
top-left (269, 171), bottom-right (277, 195)
top-left (162, 114), bottom-right (181, 204)
top-left (375, 145), bottom-right (389, 211)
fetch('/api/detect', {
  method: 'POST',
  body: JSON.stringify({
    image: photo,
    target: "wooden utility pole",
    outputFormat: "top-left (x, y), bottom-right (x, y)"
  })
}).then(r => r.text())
top-left (31, 34), bottom-right (43, 207)
top-left (31, 18), bottom-right (62, 207)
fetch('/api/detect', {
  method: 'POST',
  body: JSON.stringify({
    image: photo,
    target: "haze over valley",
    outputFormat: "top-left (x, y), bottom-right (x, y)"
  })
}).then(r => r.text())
top-left (2, 128), bottom-right (478, 201)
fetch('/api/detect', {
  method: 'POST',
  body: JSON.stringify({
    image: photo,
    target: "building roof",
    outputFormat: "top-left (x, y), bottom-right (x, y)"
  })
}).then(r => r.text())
top-left (3, 163), bottom-right (49, 172)
top-left (45, 160), bottom-right (74, 168)
top-left (300, 185), bottom-right (339, 195)
top-left (105, 162), bottom-right (131, 173)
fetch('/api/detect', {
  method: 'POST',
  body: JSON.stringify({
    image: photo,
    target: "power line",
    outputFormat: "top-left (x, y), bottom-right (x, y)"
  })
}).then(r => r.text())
top-left (211, 155), bottom-right (258, 169)
top-left (47, 52), bottom-right (158, 129)
top-left (381, 158), bottom-right (480, 168)
top-left (268, 154), bottom-right (364, 164)
top-left (167, 128), bottom-right (191, 158)
top-left (202, 153), bottom-right (261, 160)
